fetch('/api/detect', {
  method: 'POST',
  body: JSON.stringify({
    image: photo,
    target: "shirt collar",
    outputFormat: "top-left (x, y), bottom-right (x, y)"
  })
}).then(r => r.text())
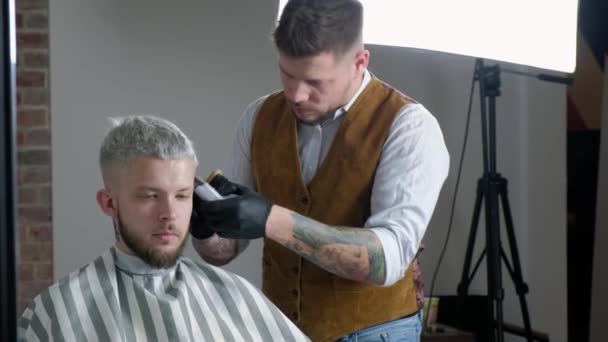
top-left (113, 246), bottom-right (179, 276)
top-left (332, 69), bottom-right (372, 120)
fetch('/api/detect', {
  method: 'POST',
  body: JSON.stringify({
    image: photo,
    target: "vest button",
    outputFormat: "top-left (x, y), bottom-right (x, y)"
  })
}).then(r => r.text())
top-left (291, 312), bottom-right (299, 320)
top-left (300, 196), bottom-right (309, 205)
top-left (291, 289), bottom-right (298, 297)
top-left (291, 266), bottom-right (298, 275)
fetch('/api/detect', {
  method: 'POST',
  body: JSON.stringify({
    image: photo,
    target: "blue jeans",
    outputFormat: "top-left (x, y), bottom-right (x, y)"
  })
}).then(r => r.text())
top-left (335, 311), bottom-right (422, 342)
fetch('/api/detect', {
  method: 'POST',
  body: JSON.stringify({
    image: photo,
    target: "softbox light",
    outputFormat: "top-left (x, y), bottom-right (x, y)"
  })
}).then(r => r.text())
top-left (277, 0), bottom-right (578, 73)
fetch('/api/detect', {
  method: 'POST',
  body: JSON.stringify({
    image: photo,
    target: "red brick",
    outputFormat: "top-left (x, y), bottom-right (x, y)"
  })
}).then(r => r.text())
top-left (24, 128), bottom-right (51, 146)
top-left (18, 149), bottom-right (51, 165)
top-left (34, 263), bottom-right (53, 281)
top-left (16, 166), bottom-right (23, 185)
top-left (38, 243), bottom-right (52, 261)
top-left (21, 51), bottom-right (48, 68)
top-left (16, 13), bottom-right (23, 29)
top-left (16, 0), bottom-right (48, 11)
top-left (17, 130), bottom-right (25, 146)
top-left (17, 70), bottom-right (45, 87)
top-left (18, 223), bottom-right (29, 245)
top-left (18, 206), bottom-right (51, 224)
top-left (37, 185), bottom-right (51, 204)
top-left (16, 0), bottom-right (51, 311)
top-left (18, 282), bottom-right (36, 304)
top-left (20, 242), bottom-right (52, 262)
top-left (19, 263), bottom-right (34, 281)
top-left (19, 243), bottom-right (39, 261)
top-left (20, 88), bottom-right (48, 106)
top-left (18, 186), bottom-right (37, 204)
top-left (17, 32), bottom-right (48, 49)
top-left (18, 109), bottom-right (47, 127)
top-left (24, 12), bottom-right (48, 30)
top-left (27, 224), bottom-right (52, 241)
top-left (20, 165), bottom-right (51, 184)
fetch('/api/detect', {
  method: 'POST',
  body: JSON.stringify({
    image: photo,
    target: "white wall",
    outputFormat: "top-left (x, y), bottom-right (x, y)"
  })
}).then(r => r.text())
top-left (50, 1), bottom-right (567, 341)
top-left (590, 56), bottom-right (608, 342)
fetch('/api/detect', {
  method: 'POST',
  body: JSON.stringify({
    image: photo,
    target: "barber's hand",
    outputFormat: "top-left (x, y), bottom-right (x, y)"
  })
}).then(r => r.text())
top-left (190, 174), bottom-right (240, 239)
top-left (201, 180), bottom-right (272, 240)
top-left (190, 192), bottom-right (215, 239)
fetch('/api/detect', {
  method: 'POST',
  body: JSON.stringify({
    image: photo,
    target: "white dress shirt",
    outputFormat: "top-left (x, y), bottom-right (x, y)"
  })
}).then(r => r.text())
top-left (230, 71), bottom-right (450, 286)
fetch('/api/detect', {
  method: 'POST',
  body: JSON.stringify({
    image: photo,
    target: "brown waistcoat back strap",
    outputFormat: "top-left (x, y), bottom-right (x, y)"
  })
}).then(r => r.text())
top-left (251, 77), bottom-right (423, 342)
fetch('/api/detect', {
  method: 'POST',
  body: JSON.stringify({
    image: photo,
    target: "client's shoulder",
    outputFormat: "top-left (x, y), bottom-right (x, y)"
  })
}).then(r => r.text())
top-left (179, 256), bottom-right (252, 285)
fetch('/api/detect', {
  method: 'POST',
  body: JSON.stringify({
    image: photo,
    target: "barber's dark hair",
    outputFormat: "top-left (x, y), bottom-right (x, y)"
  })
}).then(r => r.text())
top-left (273, 0), bottom-right (363, 58)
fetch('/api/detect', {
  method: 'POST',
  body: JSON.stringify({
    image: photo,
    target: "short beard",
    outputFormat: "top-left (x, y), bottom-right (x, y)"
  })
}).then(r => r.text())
top-left (114, 208), bottom-right (187, 268)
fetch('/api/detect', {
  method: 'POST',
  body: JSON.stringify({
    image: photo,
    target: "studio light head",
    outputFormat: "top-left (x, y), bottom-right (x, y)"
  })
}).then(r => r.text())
top-left (277, 0), bottom-right (579, 73)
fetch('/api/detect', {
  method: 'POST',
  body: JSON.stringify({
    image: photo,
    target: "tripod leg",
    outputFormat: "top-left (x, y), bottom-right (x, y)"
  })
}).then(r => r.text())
top-left (498, 178), bottom-right (534, 342)
top-left (458, 179), bottom-right (485, 296)
top-left (485, 177), bottom-right (505, 342)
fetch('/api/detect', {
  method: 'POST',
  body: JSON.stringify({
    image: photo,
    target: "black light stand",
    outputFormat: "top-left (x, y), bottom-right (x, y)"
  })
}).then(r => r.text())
top-left (1, 0), bottom-right (17, 340)
top-left (457, 59), bottom-right (534, 342)
top-left (457, 58), bottom-right (572, 342)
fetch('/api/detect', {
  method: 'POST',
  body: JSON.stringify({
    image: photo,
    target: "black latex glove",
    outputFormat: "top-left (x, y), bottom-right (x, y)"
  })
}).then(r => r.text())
top-left (190, 195), bottom-right (214, 239)
top-left (208, 174), bottom-right (239, 195)
top-left (189, 174), bottom-right (239, 239)
top-left (200, 181), bottom-right (272, 240)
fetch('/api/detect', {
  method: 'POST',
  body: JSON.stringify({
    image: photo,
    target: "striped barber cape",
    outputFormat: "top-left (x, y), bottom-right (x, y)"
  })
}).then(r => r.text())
top-left (18, 247), bottom-right (310, 342)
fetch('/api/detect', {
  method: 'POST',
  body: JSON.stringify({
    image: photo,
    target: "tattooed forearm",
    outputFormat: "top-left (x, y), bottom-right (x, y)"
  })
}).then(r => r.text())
top-left (283, 212), bottom-right (386, 285)
top-left (192, 236), bottom-right (238, 266)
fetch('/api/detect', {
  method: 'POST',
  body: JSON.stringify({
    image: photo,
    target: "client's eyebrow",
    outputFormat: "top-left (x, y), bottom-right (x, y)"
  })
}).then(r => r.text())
top-left (134, 186), bottom-right (193, 193)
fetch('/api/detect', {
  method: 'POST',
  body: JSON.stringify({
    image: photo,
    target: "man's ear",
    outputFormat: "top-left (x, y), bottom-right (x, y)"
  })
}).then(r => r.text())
top-left (96, 189), bottom-right (117, 218)
top-left (353, 49), bottom-right (369, 76)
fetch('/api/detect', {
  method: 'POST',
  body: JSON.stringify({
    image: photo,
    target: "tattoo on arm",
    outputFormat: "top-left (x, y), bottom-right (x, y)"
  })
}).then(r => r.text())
top-left (283, 212), bottom-right (386, 285)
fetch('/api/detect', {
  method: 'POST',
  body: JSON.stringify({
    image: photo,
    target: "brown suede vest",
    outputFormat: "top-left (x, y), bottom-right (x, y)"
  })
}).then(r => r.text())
top-left (251, 78), bottom-right (424, 342)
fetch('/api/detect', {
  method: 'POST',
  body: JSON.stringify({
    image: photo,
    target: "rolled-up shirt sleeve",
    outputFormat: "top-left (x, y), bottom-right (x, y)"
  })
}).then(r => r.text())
top-left (368, 103), bottom-right (450, 286)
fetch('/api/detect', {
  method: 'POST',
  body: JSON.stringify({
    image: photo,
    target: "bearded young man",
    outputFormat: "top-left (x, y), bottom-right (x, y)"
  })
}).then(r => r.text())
top-left (18, 115), bottom-right (309, 342)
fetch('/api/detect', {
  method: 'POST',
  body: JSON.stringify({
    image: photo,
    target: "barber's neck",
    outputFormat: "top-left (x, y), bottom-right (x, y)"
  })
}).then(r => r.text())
top-left (345, 71), bottom-right (365, 101)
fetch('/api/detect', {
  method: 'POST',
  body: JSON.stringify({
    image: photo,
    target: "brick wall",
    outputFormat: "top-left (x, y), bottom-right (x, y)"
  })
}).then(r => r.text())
top-left (15, 0), bottom-right (52, 313)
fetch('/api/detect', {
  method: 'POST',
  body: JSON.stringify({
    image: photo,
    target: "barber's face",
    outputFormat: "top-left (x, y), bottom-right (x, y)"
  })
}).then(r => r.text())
top-left (279, 49), bottom-right (367, 124)
top-left (97, 157), bottom-right (195, 268)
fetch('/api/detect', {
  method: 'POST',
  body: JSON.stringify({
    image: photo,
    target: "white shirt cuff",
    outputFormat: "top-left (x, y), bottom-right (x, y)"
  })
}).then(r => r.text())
top-left (370, 227), bottom-right (405, 286)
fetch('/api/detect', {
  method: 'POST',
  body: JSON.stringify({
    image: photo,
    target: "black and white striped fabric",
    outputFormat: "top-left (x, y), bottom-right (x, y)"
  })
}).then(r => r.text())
top-left (19, 247), bottom-right (309, 342)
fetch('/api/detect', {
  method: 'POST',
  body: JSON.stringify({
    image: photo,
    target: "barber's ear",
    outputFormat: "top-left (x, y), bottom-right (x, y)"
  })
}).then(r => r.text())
top-left (354, 49), bottom-right (369, 75)
top-left (96, 189), bottom-right (117, 218)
